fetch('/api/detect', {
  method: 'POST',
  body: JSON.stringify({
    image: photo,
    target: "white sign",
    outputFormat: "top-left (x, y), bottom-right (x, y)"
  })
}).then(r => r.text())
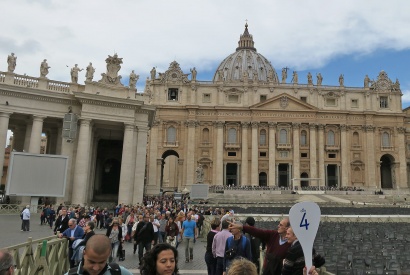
top-left (289, 201), bottom-right (321, 272)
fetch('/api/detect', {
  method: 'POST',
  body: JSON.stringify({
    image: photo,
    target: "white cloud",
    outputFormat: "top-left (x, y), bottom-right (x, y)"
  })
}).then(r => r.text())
top-left (1, 0), bottom-right (410, 91)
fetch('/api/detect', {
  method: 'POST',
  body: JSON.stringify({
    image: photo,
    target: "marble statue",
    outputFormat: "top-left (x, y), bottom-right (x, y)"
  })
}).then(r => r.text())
top-left (281, 68), bottom-right (287, 83)
top-left (196, 164), bottom-right (204, 183)
top-left (129, 70), bottom-right (139, 89)
top-left (7, 53), bottom-right (17, 73)
top-left (99, 54), bottom-right (123, 85)
top-left (364, 75), bottom-right (370, 88)
top-left (291, 71), bottom-right (298, 84)
top-left (190, 67), bottom-right (197, 81)
top-left (317, 73), bottom-right (323, 86)
top-left (40, 59), bottom-right (50, 78)
top-left (307, 72), bottom-right (313, 85)
top-left (339, 74), bottom-right (344, 86)
top-left (70, 64), bottom-right (83, 83)
top-left (150, 67), bottom-right (156, 80)
top-left (85, 62), bottom-right (95, 82)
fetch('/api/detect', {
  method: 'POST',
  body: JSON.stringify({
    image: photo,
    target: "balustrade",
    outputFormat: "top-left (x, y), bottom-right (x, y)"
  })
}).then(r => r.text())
top-left (13, 75), bottom-right (39, 88)
top-left (47, 80), bottom-right (70, 92)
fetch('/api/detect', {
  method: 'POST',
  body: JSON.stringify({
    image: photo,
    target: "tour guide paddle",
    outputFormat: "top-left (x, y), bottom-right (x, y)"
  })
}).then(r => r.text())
top-left (289, 201), bottom-right (321, 273)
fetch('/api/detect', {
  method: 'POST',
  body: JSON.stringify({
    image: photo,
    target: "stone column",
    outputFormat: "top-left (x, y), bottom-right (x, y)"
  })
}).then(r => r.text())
top-left (11, 126), bottom-right (25, 152)
top-left (28, 116), bottom-right (45, 154)
top-left (185, 120), bottom-right (197, 184)
top-left (318, 124), bottom-right (325, 187)
top-left (133, 125), bottom-right (149, 204)
top-left (292, 123), bottom-right (300, 188)
top-left (71, 119), bottom-right (92, 205)
top-left (275, 164), bottom-right (279, 187)
top-left (46, 129), bottom-right (58, 154)
top-left (156, 159), bottom-right (163, 191)
top-left (23, 122), bottom-right (32, 152)
top-left (56, 126), bottom-right (62, 154)
top-left (268, 123), bottom-right (276, 187)
top-left (309, 124), bottom-right (317, 179)
top-left (251, 122), bottom-right (259, 186)
top-left (241, 122), bottom-right (250, 186)
top-left (0, 113), bottom-right (11, 178)
top-left (365, 125), bottom-right (376, 188)
top-left (58, 135), bottom-right (75, 205)
top-left (340, 125), bottom-right (348, 187)
top-left (214, 121), bottom-right (224, 185)
top-left (396, 127), bottom-right (407, 189)
top-left (147, 121), bottom-right (160, 193)
top-left (118, 124), bottom-right (135, 204)
top-left (178, 159), bottom-right (184, 190)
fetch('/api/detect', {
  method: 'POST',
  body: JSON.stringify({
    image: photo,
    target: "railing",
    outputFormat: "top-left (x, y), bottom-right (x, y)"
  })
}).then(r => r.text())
top-left (0, 72), bottom-right (5, 83)
top-left (14, 75), bottom-right (39, 88)
top-left (4, 236), bottom-right (69, 275)
top-left (47, 80), bottom-right (70, 93)
top-left (276, 143), bottom-right (292, 150)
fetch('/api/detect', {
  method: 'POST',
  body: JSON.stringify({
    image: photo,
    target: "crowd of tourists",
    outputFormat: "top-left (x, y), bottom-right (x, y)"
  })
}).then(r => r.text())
top-left (14, 194), bottom-right (325, 274)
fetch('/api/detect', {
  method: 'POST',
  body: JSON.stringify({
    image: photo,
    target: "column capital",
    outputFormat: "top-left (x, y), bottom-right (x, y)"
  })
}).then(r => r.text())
top-left (268, 122), bottom-right (277, 129)
top-left (185, 120), bottom-right (198, 128)
top-left (32, 115), bottom-right (47, 122)
top-left (317, 124), bottom-right (325, 130)
top-left (0, 112), bottom-right (12, 119)
top-left (397, 127), bottom-right (406, 134)
top-left (292, 122), bottom-right (300, 129)
top-left (156, 159), bottom-right (163, 165)
top-left (136, 125), bottom-right (150, 133)
top-left (124, 123), bottom-right (135, 131)
top-left (309, 123), bottom-right (317, 130)
top-left (213, 121), bottom-right (225, 128)
top-left (79, 118), bottom-right (92, 126)
top-left (340, 124), bottom-right (347, 131)
top-left (251, 121), bottom-right (259, 128)
top-left (365, 125), bottom-right (375, 132)
top-left (241, 122), bottom-right (250, 128)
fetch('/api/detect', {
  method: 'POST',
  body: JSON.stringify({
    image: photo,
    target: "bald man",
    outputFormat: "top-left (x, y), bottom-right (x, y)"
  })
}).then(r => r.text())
top-left (229, 217), bottom-right (291, 275)
top-left (65, 235), bottom-right (132, 275)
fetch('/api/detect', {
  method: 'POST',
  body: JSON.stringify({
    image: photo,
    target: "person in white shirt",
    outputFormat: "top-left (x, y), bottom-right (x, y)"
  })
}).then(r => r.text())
top-left (151, 215), bottom-right (160, 245)
top-left (21, 205), bottom-right (30, 232)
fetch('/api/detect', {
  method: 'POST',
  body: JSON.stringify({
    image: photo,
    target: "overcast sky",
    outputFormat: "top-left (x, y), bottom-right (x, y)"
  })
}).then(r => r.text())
top-left (2, 0), bottom-right (410, 107)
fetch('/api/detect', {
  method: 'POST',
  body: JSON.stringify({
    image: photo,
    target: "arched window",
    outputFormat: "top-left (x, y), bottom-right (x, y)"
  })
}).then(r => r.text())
top-left (327, 130), bottom-right (335, 146)
top-left (259, 129), bottom-right (266, 146)
top-left (300, 130), bottom-right (307, 146)
top-left (259, 172), bottom-right (267, 186)
top-left (167, 126), bottom-right (176, 143)
top-left (279, 129), bottom-right (287, 144)
top-left (202, 128), bottom-right (210, 143)
top-left (353, 132), bottom-right (359, 145)
top-left (228, 128), bottom-right (237, 144)
top-left (382, 132), bottom-right (390, 147)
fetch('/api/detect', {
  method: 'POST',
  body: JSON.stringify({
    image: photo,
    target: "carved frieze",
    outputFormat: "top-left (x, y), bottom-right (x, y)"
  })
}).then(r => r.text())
top-left (159, 61), bottom-right (190, 84)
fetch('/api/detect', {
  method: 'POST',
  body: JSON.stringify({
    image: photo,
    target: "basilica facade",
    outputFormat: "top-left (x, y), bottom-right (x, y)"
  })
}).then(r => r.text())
top-left (145, 24), bottom-right (409, 195)
top-left (0, 24), bottom-right (409, 205)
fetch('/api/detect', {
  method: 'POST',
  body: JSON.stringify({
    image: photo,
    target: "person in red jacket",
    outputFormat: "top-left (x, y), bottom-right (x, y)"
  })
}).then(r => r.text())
top-left (228, 218), bottom-right (291, 275)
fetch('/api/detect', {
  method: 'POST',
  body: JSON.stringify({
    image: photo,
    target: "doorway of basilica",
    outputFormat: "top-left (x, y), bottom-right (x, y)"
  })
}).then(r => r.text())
top-left (161, 150), bottom-right (180, 192)
top-left (380, 155), bottom-right (394, 189)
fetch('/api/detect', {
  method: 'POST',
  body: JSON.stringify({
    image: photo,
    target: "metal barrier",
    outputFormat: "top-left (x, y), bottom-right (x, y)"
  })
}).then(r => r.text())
top-left (5, 236), bottom-right (69, 275)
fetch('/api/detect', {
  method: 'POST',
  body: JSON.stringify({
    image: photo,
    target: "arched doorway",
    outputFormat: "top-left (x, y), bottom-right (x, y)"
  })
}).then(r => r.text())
top-left (162, 150), bottom-right (180, 191)
top-left (380, 154), bottom-right (394, 189)
top-left (259, 172), bottom-right (267, 186)
top-left (300, 172), bottom-right (309, 187)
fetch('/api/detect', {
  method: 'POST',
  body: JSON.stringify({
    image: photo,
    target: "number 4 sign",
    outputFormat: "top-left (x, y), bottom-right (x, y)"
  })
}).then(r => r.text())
top-left (289, 202), bottom-right (321, 273)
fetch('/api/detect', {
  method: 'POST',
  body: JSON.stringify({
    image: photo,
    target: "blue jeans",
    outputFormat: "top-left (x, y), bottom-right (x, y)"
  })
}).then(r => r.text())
top-left (158, 231), bottom-right (166, 243)
top-left (205, 251), bottom-right (216, 275)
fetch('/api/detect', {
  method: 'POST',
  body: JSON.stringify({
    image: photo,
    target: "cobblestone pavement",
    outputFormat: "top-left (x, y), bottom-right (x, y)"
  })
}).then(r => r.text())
top-left (0, 214), bottom-right (208, 274)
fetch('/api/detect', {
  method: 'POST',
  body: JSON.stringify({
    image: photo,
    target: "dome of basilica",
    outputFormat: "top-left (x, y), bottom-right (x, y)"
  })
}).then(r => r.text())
top-left (213, 24), bottom-right (279, 83)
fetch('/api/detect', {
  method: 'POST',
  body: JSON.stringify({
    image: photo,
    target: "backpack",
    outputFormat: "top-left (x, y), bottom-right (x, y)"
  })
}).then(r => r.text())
top-left (68, 262), bottom-right (121, 275)
top-left (225, 235), bottom-right (247, 260)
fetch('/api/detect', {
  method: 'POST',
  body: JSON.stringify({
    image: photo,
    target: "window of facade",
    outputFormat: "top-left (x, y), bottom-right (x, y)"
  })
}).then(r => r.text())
top-left (353, 132), bottom-right (359, 145)
top-left (203, 93), bottom-right (211, 103)
top-left (380, 96), bottom-right (388, 108)
top-left (279, 129), bottom-right (288, 144)
top-left (260, 95), bottom-right (267, 102)
top-left (228, 94), bottom-right (239, 103)
top-left (228, 128), bottom-right (237, 144)
top-left (228, 152), bottom-right (236, 157)
top-left (328, 153), bottom-right (336, 158)
top-left (327, 130), bottom-right (335, 145)
top-left (259, 129), bottom-right (266, 146)
top-left (259, 151), bottom-right (267, 157)
top-left (300, 97), bottom-right (307, 103)
top-left (300, 130), bottom-right (307, 146)
top-left (382, 132), bottom-right (390, 147)
top-left (167, 126), bottom-right (176, 144)
top-left (301, 153), bottom-right (308, 158)
top-left (168, 88), bottom-right (178, 101)
top-left (326, 98), bottom-right (336, 106)
top-left (351, 99), bottom-right (358, 108)
top-left (202, 128), bottom-right (210, 143)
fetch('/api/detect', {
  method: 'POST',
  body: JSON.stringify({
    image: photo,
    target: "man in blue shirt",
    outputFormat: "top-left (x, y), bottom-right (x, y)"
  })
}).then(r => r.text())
top-left (59, 219), bottom-right (84, 268)
top-left (180, 213), bottom-right (198, 263)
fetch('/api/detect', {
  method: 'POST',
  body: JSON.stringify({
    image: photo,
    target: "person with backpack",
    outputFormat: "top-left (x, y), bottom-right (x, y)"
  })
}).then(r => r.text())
top-left (135, 214), bottom-right (155, 266)
top-left (223, 221), bottom-right (252, 275)
top-left (244, 217), bottom-right (262, 274)
top-left (65, 235), bottom-right (132, 275)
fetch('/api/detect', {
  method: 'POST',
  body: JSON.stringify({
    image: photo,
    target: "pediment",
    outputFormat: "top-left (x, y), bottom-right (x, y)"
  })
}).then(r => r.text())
top-left (250, 93), bottom-right (318, 111)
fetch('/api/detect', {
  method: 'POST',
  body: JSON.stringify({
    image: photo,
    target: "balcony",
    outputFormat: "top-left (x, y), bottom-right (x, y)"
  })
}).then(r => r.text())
top-left (225, 142), bottom-right (240, 150)
top-left (276, 143), bottom-right (292, 150)
top-left (325, 145), bottom-right (340, 151)
top-left (200, 141), bottom-right (213, 148)
top-left (381, 146), bottom-right (393, 151)
top-left (163, 141), bottom-right (179, 147)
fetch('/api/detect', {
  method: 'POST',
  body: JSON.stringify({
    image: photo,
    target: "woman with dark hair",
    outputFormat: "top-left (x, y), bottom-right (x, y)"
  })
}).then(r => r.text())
top-left (140, 243), bottom-right (179, 275)
top-left (165, 216), bottom-right (179, 247)
top-left (205, 218), bottom-right (220, 275)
